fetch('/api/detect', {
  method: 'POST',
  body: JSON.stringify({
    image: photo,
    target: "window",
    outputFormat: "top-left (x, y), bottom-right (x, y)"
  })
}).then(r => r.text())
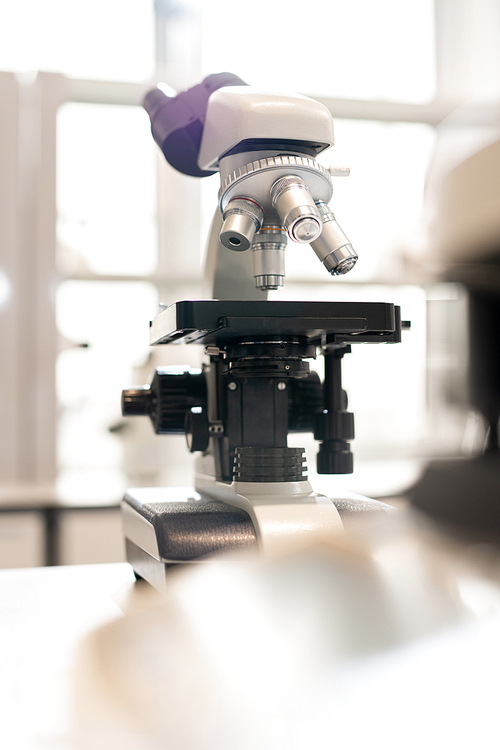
top-left (195, 0), bottom-right (436, 104)
top-left (0, 0), bottom-right (154, 81)
top-left (57, 103), bottom-right (157, 277)
top-left (2, 0), bottom-right (498, 499)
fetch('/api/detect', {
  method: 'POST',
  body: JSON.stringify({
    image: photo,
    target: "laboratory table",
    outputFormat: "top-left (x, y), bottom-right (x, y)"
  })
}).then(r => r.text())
top-left (0, 563), bottom-right (135, 750)
top-left (3, 554), bottom-right (500, 749)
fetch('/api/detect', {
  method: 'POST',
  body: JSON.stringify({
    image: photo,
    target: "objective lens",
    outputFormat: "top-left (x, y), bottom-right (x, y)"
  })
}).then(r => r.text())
top-left (310, 201), bottom-right (358, 276)
top-left (270, 175), bottom-right (322, 244)
top-left (252, 226), bottom-right (287, 290)
top-left (220, 197), bottom-right (264, 251)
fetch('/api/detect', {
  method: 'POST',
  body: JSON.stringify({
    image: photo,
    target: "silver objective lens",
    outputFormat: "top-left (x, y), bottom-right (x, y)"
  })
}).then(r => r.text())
top-left (270, 175), bottom-right (322, 244)
top-left (252, 227), bottom-right (287, 290)
top-left (220, 197), bottom-right (264, 251)
top-left (310, 201), bottom-right (358, 275)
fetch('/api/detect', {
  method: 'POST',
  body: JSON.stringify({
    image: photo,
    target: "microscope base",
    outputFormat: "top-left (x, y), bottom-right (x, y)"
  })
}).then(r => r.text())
top-left (122, 485), bottom-right (396, 592)
top-left (125, 539), bottom-right (175, 592)
top-left (122, 486), bottom-right (258, 583)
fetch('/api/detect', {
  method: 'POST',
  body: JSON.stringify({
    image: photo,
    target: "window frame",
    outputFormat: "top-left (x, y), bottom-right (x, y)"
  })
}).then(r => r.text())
top-left (1, 0), bottom-right (494, 485)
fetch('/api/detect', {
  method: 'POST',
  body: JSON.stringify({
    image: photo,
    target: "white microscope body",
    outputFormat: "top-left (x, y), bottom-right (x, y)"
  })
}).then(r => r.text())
top-left (197, 85), bottom-right (352, 555)
top-left (121, 74), bottom-right (403, 587)
top-left (200, 85), bottom-right (357, 293)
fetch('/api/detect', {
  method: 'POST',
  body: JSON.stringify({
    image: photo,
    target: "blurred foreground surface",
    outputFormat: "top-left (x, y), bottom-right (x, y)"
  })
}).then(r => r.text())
top-left (72, 510), bottom-right (500, 750)
top-left (2, 511), bottom-right (500, 749)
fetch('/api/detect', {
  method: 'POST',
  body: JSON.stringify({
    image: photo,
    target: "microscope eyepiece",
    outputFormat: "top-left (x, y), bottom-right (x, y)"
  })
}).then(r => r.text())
top-left (143, 72), bottom-right (247, 178)
top-left (270, 175), bottom-right (322, 244)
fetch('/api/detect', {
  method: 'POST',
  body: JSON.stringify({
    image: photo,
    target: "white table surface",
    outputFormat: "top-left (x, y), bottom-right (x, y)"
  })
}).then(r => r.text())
top-left (0, 563), bottom-right (136, 750)
top-left (3, 555), bottom-right (500, 750)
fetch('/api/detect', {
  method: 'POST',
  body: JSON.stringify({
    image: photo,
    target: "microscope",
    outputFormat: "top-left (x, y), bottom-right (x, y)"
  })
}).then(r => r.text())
top-left (121, 73), bottom-right (406, 590)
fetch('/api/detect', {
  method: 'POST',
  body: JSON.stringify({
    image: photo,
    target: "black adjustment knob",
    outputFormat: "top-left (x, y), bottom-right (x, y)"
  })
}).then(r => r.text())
top-left (316, 346), bottom-right (354, 475)
top-left (314, 409), bottom-right (354, 442)
top-left (151, 368), bottom-right (207, 434)
top-left (314, 410), bottom-right (354, 475)
top-left (317, 441), bottom-right (353, 474)
top-left (185, 409), bottom-right (210, 453)
top-left (121, 387), bottom-right (152, 416)
top-left (288, 372), bottom-right (324, 433)
top-left (121, 368), bottom-right (207, 435)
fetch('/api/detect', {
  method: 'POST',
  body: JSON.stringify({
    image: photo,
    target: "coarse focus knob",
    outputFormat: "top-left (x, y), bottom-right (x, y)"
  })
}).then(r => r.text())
top-left (287, 372), bottom-right (324, 433)
top-left (121, 368), bottom-right (207, 434)
top-left (151, 368), bottom-right (207, 433)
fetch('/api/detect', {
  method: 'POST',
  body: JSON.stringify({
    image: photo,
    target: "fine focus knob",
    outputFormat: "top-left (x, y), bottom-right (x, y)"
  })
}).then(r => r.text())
top-left (185, 409), bottom-right (210, 453)
top-left (121, 387), bottom-right (152, 416)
